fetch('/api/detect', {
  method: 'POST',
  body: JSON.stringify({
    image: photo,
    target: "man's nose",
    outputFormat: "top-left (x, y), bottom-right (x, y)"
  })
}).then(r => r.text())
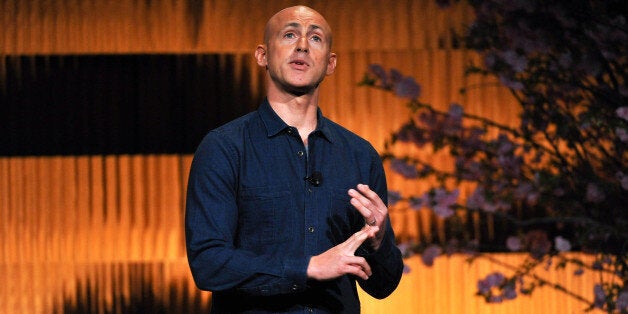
top-left (296, 37), bottom-right (309, 53)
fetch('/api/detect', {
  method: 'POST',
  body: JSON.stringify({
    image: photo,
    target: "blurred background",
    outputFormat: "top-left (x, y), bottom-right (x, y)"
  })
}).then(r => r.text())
top-left (0, 0), bottom-right (602, 313)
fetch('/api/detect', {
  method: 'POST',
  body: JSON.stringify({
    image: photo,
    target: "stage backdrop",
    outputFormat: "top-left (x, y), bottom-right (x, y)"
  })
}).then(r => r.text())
top-left (1, 0), bottom-right (603, 313)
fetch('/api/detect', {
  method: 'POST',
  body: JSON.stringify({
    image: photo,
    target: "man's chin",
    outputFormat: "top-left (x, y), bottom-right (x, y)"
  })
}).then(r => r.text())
top-left (282, 83), bottom-right (319, 96)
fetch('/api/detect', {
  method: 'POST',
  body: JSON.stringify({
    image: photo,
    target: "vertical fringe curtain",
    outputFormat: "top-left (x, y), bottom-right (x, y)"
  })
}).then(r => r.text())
top-left (0, 0), bottom-right (471, 54)
top-left (0, 157), bottom-right (604, 314)
top-left (1, 0), bottom-right (603, 313)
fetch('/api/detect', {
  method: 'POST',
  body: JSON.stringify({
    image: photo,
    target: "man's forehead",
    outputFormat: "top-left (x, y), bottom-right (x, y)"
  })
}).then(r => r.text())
top-left (270, 6), bottom-right (330, 32)
top-left (281, 21), bottom-right (324, 32)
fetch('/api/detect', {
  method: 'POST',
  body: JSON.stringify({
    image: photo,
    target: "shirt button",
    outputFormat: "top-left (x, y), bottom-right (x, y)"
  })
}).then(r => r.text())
top-left (297, 151), bottom-right (304, 157)
top-left (308, 226), bottom-right (315, 233)
top-left (292, 284), bottom-right (299, 291)
top-left (306, 307), bottom-right (313, 313)
top-left (287, 128), bottom-right (293, 134)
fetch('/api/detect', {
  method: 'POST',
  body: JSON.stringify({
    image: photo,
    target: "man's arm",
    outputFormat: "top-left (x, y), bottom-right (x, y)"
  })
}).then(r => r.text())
top-left (350, 154), bottom-right (404, 299)
top-left (185, 132), bottom-right (309, 296)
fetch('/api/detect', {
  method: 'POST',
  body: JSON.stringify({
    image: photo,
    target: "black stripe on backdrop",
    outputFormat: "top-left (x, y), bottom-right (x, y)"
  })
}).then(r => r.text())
top-left (1, 54), bottom-right (263, 156)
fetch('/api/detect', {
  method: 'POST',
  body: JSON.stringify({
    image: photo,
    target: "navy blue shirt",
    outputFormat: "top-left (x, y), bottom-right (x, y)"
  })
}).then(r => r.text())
top-left (185, 99), bottom-right (403, 313)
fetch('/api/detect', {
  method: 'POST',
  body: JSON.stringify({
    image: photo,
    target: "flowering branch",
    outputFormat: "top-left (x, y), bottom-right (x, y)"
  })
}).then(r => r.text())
top-left (363, 0), bottom-right (628, 312)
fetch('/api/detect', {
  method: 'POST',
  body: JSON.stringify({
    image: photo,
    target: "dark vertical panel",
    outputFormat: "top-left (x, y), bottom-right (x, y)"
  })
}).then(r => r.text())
top-left (0, 54), bottom-right (263, 156)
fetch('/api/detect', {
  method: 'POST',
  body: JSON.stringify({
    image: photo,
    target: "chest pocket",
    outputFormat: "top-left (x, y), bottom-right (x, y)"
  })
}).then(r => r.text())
top-left (238, 187), bottom-right (293, 248)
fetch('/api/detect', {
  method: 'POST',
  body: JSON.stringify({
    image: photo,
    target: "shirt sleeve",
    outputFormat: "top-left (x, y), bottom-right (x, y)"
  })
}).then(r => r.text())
top-left (185, 131), bottom-right (310, 296)
top-left (356, 149), bottom-right (404, 299)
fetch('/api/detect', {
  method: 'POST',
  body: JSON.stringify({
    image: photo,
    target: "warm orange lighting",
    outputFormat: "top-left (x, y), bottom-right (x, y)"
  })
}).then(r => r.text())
top-left (0, 1), bottom-right (608, 313)
top-left (0, 156), bottom-right (604, 313)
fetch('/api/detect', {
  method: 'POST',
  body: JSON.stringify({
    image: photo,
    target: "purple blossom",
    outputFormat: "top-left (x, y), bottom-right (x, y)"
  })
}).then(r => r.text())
top-left (620, 85), bottom-right (628, 97)
top-left (514, 182), bottom-right (539, 206)
top-left (408, 196), bottom-right (425, 210)
top-left (616, 127), bottom-right (628, 142)
top-left (388, 190), bottom-right (402, 206)
top-left (617, 291), bottom-right (628, 311)
top-left (554, 236), bottom-right (572, 252)
top-left (586, 183), bottom-right (605, 203)
top-left (484, 52), bottom-right (497, 68)
top-left (615, 106), bottom-right (628, 121)
top-left (525, 192), bottom-right (540, 206)
top-left (485, 272), bottom-right (505, 286)
top-left (498, 75), bottom-right (525, 90)
top-left (448, 103), bottom-right (463, 119)
top-left (502, 284), bottom-right (517, 300)
top-left (460, 127), bottom-right (486, 154)
top-left (466, 187), bottom-right (485, 210)
top-left (466, 187), bottom-right (500, 213)
top-left (477, 278), bottom-right (492, 295)
top-left (431, 188), bottom-right (460, 218)
top-left (500, 50), bottom-right (528, 73)
top-left (553, 187), bottom-right (565, 197)
top-left (390, 158), bottom-right (419, 179)
top-left (421, 244), bottom-right (442, 266)
top-left (388, 69), bottom-right (404, 86)
top-left (496, 134), bottom-right (515, 155)
top-left (442, 104), bottom-right (464, 136)
top-left (403, 264), bottom-right (412, 274)
top-left (433, 205), bottom-right (455, 219)
top-left (394, 76), bottom-right (421, 99)
top-left (457, 159), bottom-right (483, 180)
top-left (593, 284), bottom-right (606, 309)
top-left (617, 172), bottom-right (628, 190)
top-left (506, 236), bottom-right (522, 251)
top-left (397, 242), bottom-right (413, 257)
top-left (367, 64), bottom-right (387, 86)
top-left (478, 271), bottom-right (507, 300)
top-left (395, 123), bottom-right (429, 147)
top-left (514, 182), bottom-right (532, 197)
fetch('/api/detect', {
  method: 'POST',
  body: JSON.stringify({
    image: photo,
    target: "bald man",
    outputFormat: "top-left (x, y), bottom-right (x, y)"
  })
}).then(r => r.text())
top-left (185, 6), bottom-right (403, 313)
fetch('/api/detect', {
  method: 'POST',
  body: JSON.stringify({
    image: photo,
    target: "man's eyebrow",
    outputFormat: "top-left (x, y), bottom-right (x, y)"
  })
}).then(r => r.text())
top-left (282, 22), bottom-right (324, 33)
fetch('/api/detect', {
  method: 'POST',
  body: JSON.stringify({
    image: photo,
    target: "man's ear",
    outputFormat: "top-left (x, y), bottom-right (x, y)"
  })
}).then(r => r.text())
top-left (326, 52), bottom-right (337, 75)
top-left (255, 45), bottom-right (268, 67)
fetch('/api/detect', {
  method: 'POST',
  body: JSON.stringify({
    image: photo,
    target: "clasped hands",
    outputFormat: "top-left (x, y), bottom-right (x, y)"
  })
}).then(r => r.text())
top-left (307, 184), bottom-right (388, 281)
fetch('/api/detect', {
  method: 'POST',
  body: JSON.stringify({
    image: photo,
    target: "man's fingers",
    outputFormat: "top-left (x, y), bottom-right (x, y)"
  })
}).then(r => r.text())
top-left (343, 258), bottom-right (372, 280)
top-left (351, 184), bottom-right (386, 210)
top-left (351, 258), bottom-right (372, 277)
top-left (344, 230), bottom-right (368, 252)
top-left (349, 197), bottom-right (371, 218)
top-left (349, 184), bottom-right (388, 229)
top-left (343, 228), bottom-right (379, 253)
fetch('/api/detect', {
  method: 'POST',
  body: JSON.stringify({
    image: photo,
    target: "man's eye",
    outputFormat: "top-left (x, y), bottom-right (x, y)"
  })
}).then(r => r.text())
top-left (284, 33), bottom-right (296, 39)
top-left (311, 35), bottom-right (322, 42)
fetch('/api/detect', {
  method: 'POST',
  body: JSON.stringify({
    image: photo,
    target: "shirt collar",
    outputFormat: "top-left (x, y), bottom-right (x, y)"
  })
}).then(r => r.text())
top-left (258, 98), bottom-right (334, 143)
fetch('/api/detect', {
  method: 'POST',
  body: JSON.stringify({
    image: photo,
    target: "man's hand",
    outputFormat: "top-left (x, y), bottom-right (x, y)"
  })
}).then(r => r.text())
top-left (348, 184), bottom-right (388, 250)
top-left (307, 227), bottom-right (379, 281)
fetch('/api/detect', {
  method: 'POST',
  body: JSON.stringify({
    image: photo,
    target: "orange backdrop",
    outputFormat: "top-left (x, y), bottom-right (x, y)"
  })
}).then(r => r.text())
top-left (1, 1), bottom-right (601, 313)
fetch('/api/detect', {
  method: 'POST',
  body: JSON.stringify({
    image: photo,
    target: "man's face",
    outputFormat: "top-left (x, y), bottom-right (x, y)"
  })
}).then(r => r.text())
top-left (257, 6), bottom-right (336, 95)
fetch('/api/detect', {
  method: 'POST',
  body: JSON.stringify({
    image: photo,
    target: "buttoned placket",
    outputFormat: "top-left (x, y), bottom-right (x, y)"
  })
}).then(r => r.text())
top-left (304, 133), bottom-right (321, 257)
top-left (286, 127), bottom-right (319, 256)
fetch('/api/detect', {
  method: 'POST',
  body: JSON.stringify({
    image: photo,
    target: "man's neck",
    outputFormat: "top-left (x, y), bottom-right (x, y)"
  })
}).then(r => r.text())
top-left (267, 88), bottom-right (319, 143)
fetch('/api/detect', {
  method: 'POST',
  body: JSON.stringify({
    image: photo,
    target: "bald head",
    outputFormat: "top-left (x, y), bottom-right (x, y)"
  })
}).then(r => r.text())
top-left (263, 6), bottom-right (333, 48)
